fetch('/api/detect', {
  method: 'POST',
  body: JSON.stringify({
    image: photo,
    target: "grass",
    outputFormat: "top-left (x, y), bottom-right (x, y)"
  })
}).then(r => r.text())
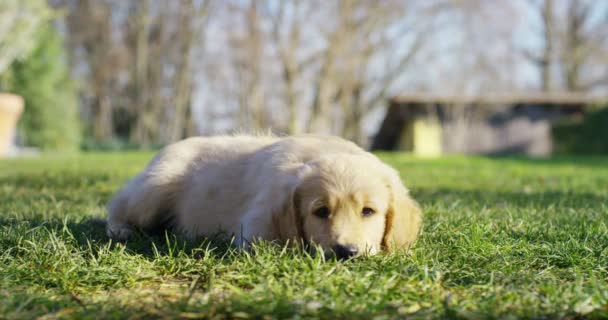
top-left (1, 152), bottom-right (607, 319)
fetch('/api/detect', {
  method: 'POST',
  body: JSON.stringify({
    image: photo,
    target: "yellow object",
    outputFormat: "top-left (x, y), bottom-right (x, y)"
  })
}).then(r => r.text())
top-left (398, 116), bottom-right (442, 157)
top-left (412, 117), bottom-right (442, 157)
top-left (0, 93), bottom-right (24, 157)
top-left (397, 116), bottom-right (442, 157)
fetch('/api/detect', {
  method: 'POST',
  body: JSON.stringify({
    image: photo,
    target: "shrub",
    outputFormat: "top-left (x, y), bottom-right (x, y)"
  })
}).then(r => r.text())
top-left (552, 106), bottom-right (608, 154)
top-left (5, 23), bottom-right (81, 151)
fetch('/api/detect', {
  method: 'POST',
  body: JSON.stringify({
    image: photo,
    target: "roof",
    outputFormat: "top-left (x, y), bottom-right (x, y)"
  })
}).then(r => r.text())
top-left (390, 93), bottom-right (608, 106)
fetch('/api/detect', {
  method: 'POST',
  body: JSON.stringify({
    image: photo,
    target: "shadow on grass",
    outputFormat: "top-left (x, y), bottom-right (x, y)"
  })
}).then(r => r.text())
top-left (0, 216), bottom-right (236, 260)
top-left (2, 187), bottom-right (605, 256)
top-left (0, 187), bottom-right (603, 275)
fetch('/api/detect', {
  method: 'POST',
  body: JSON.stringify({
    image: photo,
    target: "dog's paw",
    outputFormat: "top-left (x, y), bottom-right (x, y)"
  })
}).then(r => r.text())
top-left (106, 223), bottom-right (133, 241)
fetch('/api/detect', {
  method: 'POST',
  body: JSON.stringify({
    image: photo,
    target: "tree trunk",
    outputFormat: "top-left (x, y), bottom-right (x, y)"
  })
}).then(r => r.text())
top-left (129, 0), bottom-right (151, 146)
top-left (540, 0), bottom-right (553, 91)
top-left (92, 94), bottom-right (112, 141)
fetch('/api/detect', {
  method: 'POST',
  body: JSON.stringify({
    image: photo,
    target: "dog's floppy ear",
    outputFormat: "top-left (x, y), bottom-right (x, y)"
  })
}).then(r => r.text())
top-left (272, 183), bottom-right (304, 242)
top-left (271, 165), bottom-right (311, 244)
top-left (382, 167), bottom-right (422, 252)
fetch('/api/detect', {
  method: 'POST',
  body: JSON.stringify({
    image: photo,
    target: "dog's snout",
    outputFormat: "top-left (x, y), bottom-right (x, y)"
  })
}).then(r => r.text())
top-left (334, 244), bottom-right (359, 259)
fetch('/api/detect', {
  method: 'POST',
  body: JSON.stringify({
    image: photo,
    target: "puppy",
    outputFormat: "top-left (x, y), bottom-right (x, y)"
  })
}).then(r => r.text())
top-left (106, 135), bottom-right (422, 258)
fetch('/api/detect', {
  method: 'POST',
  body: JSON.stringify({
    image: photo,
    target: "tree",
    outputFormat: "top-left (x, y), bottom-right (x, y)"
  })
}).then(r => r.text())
top-left (522, 0), bottom-right (608, 92)
top-left (57, 0), bottom-right (124, 142)
top-left (559, 0), bottom-right (608, 91)
top-left (207, 0), bottom-right (439, 144)
top-left (0, 0), bottom-right (53, 80)
top-left (55, 0), bottom-right (210, 146)
top-left (6, 23), bottom-right (81, 151)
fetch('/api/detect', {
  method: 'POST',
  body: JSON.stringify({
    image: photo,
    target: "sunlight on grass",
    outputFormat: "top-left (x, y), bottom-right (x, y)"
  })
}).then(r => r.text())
top-left (1, 153), bottom-right (607, 318)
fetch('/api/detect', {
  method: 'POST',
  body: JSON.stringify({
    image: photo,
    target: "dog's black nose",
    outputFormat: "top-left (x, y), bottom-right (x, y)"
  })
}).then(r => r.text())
top-left (334, 244), bottom-right (359, 259)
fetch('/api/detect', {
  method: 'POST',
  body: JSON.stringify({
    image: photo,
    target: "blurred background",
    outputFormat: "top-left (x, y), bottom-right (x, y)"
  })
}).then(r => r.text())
top-left (0, 0), bottom-right (607, 157)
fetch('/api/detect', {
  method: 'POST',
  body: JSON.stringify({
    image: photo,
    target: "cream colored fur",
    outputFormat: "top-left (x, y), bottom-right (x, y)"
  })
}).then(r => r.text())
top-left (106, 135), bottom-right (422, 256)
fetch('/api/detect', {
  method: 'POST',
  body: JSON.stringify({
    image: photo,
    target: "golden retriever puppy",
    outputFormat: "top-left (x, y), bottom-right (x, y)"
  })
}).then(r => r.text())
top-left (106, 135), bottom-right (421, 258)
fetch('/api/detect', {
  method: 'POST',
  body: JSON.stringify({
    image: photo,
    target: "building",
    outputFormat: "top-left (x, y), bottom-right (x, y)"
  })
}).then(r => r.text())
top-left (371, 93), bottom-right (605, 157)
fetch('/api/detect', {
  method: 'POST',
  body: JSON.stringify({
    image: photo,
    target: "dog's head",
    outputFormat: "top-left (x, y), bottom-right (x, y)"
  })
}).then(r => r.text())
top-left (276, 154), bottom-right (422, 259)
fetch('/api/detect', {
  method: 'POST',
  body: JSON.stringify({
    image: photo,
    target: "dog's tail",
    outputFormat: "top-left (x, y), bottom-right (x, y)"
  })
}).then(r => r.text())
top-left (105, 142), bottom-right (194, 240)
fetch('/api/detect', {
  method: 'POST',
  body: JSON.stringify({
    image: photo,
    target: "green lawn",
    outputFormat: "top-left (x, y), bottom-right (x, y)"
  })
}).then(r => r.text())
top-left (1, 153), bottom-right (607, 319)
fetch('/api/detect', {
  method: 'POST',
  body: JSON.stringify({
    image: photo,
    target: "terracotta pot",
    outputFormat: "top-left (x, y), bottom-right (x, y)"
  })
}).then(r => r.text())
top-left (0, 93), bottom-right (24, 157)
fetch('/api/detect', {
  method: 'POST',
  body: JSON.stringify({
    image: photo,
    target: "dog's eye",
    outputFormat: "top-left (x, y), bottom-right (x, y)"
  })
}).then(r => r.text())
top-left (361, 207), bottom-right (375, 217)
top-left (313, 206), bottom-right (330, 219)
